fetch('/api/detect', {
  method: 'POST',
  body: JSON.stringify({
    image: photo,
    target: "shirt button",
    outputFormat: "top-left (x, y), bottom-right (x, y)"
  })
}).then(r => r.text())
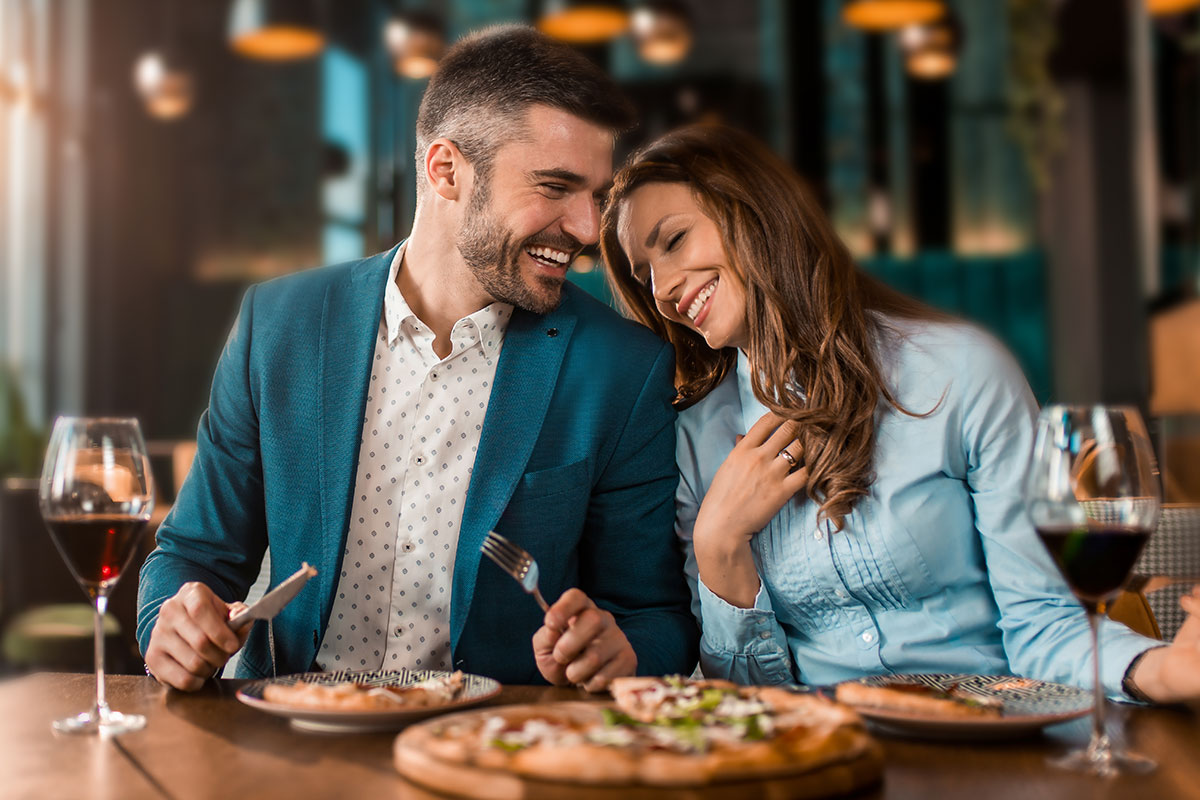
top-left (834, 588), bottom-right (847, 599)
top-left (813, 529), bottom-right (824, 541)
top-left (430, 371), bottom-right (439, 381)
top-left (414, 454), bottom-right (425, 466)
top-left (861, 631), bottom-right (875, 644)
top-left (394, 626), bottom-right (403, 637)
top-left (758, 631), bottom-right (771, 640)
top-left (401, 541), bottom-right (415, 553)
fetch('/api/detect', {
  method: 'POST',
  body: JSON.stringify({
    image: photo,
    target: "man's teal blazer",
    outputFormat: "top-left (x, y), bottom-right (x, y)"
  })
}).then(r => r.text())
top-left (136, 246), bottom-right (698, 682)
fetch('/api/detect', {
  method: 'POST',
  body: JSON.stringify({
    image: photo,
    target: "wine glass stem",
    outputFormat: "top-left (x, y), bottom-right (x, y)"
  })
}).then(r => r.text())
top-left (1087, 609), bottom-right (1108, 749)
top-left (94, 594), bottom-right (109, 717)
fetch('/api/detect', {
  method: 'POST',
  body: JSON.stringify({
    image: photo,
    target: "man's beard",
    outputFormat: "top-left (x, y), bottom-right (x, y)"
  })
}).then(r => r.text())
top-left (455, 179), bottom-right (575, 315)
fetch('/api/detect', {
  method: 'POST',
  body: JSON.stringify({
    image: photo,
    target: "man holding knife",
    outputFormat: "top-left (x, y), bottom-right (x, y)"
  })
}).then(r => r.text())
top-left (138, 26), bottom-right (697, 690)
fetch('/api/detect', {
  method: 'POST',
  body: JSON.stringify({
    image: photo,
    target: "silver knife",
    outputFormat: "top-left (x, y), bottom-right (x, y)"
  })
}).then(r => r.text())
top-left (228, 562), bottom-right (318, 630)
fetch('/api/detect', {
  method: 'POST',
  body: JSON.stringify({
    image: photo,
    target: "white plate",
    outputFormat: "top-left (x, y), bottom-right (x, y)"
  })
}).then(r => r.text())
top-left (236, 668), bottom-right (501, 733)
top-left (838, 673), bottom-right (1091, 740)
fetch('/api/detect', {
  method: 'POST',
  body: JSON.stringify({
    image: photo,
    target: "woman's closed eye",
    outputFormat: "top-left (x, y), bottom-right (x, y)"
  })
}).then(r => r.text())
top-left (665, 230), bottom-right (686, 252)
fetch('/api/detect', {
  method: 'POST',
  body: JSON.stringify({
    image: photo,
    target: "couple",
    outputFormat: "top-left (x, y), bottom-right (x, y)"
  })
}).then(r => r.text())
top-left (139, 26), bottom-right (1200, 703)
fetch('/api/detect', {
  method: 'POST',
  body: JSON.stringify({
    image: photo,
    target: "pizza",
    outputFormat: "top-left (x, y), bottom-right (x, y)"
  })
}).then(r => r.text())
top-left (394, 675), bottom-right (882, 795)
top-left (835, 679), bottom-right (1003, 719)
top-left (262, 670), bottom-right (464, 711)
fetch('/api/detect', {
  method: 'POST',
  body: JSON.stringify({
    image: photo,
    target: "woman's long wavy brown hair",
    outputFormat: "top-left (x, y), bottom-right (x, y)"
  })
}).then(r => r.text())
top-left (600, 125), bottom-right (936, 530)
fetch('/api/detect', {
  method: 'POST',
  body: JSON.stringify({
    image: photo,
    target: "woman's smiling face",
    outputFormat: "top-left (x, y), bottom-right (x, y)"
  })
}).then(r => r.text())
top-left (616, 182), bottom-right (749, 351)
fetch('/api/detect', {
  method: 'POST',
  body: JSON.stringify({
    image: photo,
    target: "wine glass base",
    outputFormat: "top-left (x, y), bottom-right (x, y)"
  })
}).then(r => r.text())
top-left (1048, 746), bottom-right (1157, 778)
top-left (52, 709), bottom-right (146, 736)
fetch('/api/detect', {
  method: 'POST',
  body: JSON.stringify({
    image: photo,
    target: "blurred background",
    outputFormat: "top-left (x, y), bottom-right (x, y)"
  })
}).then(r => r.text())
top-left (1, 0), bottom-right (1199, 672)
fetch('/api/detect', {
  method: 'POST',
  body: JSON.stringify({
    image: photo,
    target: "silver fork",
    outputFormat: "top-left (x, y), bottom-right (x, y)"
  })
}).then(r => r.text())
top-left (481, 530), bottom-right (549, 612)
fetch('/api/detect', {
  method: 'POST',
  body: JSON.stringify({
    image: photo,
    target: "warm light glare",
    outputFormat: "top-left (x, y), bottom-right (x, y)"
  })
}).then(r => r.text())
top-left (955, 223), bottom-right (1027, 256)
top-left (231, 27), bottom-right (325, 60)
top-left (143, 81), bottom-right (194, 120)
top-left (2, 63), bottom-right (37, 114)
top-left (397, 56), bottom-right (438, 80)
top-left (868, 188), bottom-right (891, 235)
top-left (899, 20), bottom-right (953, 52)
top-left (631, 7), bottom-right (692, 65)
top-left (1147, 0), bottom-right (1200, 15)
top-left (134, 54), bottom-right (166, 95)
top-left (385, 18), bottom-right (444, 79)
top-left (538, 8), bottom-right (629, 44)
top-left (899, 14), bottom-right (959, 80)
top-left (906, 49), bottom-right (956, 79)
top-left (134, 52), bottom-right (194, 121)
top-left (843, 0), bottom-right (945, 31)
top-left (638, 37), bottom-right (691, 64)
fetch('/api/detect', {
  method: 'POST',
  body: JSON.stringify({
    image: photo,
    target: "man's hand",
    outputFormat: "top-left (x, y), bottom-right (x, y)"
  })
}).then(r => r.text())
top-left (532, 588), bottom-right (637, 692)
top-left (145, 582), bottom-right (251, 691)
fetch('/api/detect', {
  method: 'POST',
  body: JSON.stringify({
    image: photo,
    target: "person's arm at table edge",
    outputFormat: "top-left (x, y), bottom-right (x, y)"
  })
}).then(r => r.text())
top-left (136, 286), bottom-right (269, 673)
top-left (675, 414), bottom-right (793, 685)
top-left (579, 341), bottom-right (698, 677)
top-left (961, 335), bottom-right (1161, 697)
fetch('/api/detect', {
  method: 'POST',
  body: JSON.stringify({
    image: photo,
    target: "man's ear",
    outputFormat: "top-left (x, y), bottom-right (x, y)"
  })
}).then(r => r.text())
top-left (424, 138), bottom-right (471, 201)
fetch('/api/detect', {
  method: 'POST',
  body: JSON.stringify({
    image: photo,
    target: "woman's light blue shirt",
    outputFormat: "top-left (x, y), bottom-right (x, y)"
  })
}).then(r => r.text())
top-left (676, 317), bottom-right (1157, 696)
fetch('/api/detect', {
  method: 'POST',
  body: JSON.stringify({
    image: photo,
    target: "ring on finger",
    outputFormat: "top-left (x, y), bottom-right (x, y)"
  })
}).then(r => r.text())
top-left (777, 449), bottom-right (799, 468)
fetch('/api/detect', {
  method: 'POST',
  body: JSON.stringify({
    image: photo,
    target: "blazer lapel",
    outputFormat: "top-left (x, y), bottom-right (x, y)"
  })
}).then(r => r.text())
top-left (316, 245), bottom-right (398, 626)
top-left (450, 296), bottom-right (578, 650)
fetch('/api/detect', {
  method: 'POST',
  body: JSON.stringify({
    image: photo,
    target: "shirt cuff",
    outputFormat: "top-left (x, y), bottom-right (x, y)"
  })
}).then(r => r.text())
top-left (697, 576), bottom-right (788, 656)
top-left (1100, 625), bottom-right (1161, 700)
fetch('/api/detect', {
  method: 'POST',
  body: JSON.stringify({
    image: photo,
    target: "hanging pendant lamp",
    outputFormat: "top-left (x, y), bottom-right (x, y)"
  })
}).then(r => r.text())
top-left (134, 51), bottom-right (194, 120)
top-left (1147, 0), bottom-right (1200, 15)
top-left (537, 0), bottom-right (630, 45)
top-left (842, 0), bottom-right (946, 32)
top-left (899, 10), bottom-right (961, 80)
top-left (631, 0), bottom-right (692, 65)
top-left (228, 0), bottom-right (324, 61)
top-left (384, 12), bottom-right (445, 80)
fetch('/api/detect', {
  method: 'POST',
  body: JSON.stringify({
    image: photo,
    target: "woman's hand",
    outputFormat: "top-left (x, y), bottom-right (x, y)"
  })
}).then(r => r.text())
top-left (692, 412), bottom-right (809, 609)
top-left (1128, 585), bottom-right (1200, 704)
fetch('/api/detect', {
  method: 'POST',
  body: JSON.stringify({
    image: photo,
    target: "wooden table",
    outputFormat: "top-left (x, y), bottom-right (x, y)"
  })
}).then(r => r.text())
top-left (3, 673), bottom-right (1199, 800)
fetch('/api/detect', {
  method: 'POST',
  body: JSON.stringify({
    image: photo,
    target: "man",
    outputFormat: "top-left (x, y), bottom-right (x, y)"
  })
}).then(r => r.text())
top-left (137, 25), bottom-right (697, 691)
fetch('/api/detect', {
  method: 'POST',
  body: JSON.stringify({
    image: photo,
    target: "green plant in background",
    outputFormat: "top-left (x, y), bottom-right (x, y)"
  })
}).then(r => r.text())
top-left (1007, 0), bottom-right (1065, 192)
top-left (0, 364), bottom-right (46, 478)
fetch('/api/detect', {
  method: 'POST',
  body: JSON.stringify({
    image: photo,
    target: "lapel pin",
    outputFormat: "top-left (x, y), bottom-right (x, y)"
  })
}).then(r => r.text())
top-left (546, 328), bottom-right (558, 337)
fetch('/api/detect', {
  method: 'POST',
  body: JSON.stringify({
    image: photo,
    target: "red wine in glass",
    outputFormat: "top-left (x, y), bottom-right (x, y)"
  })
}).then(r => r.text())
top-left (1035, 524), bottom-right (1152, 614)
top-left (39, 417), bottom-right (154, 735)
top-left (44, 514), bottom-right (150, 595)
top-left (1025, 404), bottom-right (1160, 777)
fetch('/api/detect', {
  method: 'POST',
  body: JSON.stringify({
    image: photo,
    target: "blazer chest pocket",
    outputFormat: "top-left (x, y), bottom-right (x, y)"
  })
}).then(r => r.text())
top-left (498, 459), bottom-right (592, 536)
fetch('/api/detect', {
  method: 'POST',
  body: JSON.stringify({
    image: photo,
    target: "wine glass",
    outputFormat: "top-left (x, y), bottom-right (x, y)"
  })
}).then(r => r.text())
top-left (1024, 404), bottom-right (1160, 777)
top-left (38, 417), bottom-right (154, 735)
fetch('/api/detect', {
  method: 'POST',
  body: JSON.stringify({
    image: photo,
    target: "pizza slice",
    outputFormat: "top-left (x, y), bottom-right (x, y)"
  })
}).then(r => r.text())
top-left (835, 679), bottom-right (1004, 718)
top-left (262, 670), bottom-right (465, 711)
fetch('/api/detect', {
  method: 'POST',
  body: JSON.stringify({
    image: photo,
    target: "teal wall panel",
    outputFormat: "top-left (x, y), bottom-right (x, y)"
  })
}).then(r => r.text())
top-left (861, 251), bottom-right (1051, 403)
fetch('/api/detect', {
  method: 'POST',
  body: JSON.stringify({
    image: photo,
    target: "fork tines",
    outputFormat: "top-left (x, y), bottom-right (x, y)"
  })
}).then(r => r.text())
top-left (481, 531), bottom-right (530, 577)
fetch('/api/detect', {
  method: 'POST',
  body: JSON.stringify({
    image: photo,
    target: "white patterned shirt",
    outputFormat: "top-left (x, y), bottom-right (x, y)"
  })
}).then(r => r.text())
top-left (316, 245), bottom-right (512, 671)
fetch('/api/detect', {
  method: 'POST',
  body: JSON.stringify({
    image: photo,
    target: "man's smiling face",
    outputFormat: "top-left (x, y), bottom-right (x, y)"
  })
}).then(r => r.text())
top-left (456, 104), bottom-right (614, 314)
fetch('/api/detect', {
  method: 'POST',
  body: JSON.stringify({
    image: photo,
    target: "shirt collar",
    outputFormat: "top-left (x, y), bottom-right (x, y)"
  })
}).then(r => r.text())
top-left (382, 243), bottom-right (514, 365)
top-left (735, 349), bottom-right (807, 433)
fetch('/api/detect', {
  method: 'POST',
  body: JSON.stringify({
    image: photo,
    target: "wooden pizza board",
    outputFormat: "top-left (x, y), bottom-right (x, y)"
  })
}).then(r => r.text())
top-left (393, 702), bottom-right (884, 800)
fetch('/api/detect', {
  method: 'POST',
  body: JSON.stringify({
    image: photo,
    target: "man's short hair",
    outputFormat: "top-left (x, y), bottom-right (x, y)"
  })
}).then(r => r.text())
top-left (414, 25), bottom-right (636, 199)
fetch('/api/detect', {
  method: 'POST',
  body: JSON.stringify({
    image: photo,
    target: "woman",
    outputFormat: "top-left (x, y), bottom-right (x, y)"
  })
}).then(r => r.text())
top-left (600, 124), bottom-right (1200, 702)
